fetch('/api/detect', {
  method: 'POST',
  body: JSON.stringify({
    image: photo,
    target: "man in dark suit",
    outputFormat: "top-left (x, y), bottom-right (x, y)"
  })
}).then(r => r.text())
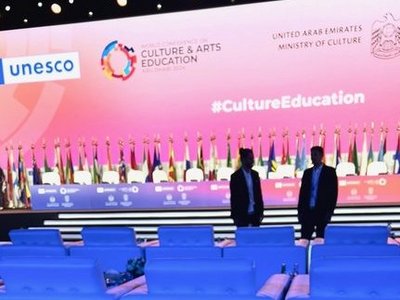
top-left (230, 148), bottom-right (264, 227)
top-left (297, 146), bottom-right (338, 242)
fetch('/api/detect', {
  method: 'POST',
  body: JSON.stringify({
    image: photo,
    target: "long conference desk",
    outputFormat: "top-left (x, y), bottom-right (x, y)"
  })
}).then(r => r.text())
top-left (30, 175), bottom-right (400, 211)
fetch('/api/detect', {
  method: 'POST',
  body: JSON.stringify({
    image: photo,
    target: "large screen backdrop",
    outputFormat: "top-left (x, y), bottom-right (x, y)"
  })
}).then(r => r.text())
top-left (0, 0), bottom-right (399, 170)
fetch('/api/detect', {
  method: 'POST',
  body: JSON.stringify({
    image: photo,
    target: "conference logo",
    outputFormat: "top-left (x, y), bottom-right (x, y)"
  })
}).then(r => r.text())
top-left (101, 40), bottom-right (137, 80)
top-left (371, 13), bottom-right (400, 59)
top-left (0, 52), bottom-right (80, 85)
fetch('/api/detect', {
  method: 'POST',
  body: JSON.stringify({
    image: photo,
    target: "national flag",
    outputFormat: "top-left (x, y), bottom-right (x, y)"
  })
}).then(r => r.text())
top-left (286, 132), bottom-right (292, 165)
top-left (145, 140), bottom-right (153, 182)
top-left (235, 129), bottom-right (245, 169)
top-left (196, 133), bottom-right (205, 172)
top-left (31, 145), bottom-right (42, 185)
top-left (257, 129), bottom-right (264, 166)
top-left (91, 140), bottom-right (101, 184)
top-left (295, 133), bottom-right (301, 173)
top-left (300, 131), bottom-right (307, 171)
top-left (208, 134), bottom-right (218, 181)
top-left (183, 135), bottom-right (192, 182)
top-left (393, 128), bottom-right (400, 174)
top-left (267, 134), bottom-right (278, 173)
top-left (42, 142), bottom-right (52, 173)
top-left (347, 128), bottom-right (353, 163)
top-left (377, 126), bottom-right (387, 162)
top-left (226, 132), bottom-right (232, 168)
top-left (359, 128), bottom-right (369, 176)
top-left (168, 136), bottom-right (177, 182)
top-left (118, 140), bottom-right (127, 183)
top-left (281, 132), bottom-right (287, 165)
top-left (352, 133), bottom-right (359, 175)
top-left (129, 139), bottom-right (138, 170)
top-left (65, 140), bottom-right (75, 184)
top-left (17, 145), bottom-right (31, 208)
top-left (152, 137), bottom-right (162, 171)
top-left (6, 146), bottom-right (17, 208)
top-left (54, 139), bottom-right (66, 184)
top-left (318, 126), bottom-right (326, 149)
top-left (105, 138), bottom-right (114, 171)
top-left (331, 128), bottom-right (342, 167)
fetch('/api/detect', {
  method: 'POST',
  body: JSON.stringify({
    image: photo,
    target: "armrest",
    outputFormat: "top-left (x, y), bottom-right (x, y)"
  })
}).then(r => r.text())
top-left (285, 274), bottom-right (310, 299)
top-left (107, 275), bottom-right (146, 297)
top-left (256, 274), bottom-right (291, 299)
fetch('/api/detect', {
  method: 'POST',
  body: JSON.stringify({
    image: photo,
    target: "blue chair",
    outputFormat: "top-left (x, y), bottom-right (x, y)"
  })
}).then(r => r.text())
top-left (143, 258), bottom-right (256, 295)
top-left (81, 227), bottom-right (137, 246)
top-left (9, 229), bottom-right (64, 247)
top-left (311, 244), bottom-right (400, 261)
top-left (0, 257), bottom-right (116, 299)
top-left (145, 246), bottom-right (222, 260)
top-left (223, 246), bottom-right (306, 291)
top-left (324, 225), bottom-right (390, 245)
top-left (0, 245), bottom-right (68, 257)
top-left (235, 227), bottom-right (295, 246)
top-left (157, 225), bottom-right (214, 247)
top-left (70, 246), bottom-right (142, 273)
top-left (309, 256), bottom-right (400, 299)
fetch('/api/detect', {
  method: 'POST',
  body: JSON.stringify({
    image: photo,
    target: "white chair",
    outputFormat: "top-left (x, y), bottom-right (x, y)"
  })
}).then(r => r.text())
top-left (277, 164), bottom-right (295, 178)
top-left (101, 170), bottom-right (120, 184)
top-left (41, 172), bottom-right (61, 185)
top-left (185, 168), bottom-right (204, 182)
top-left (252, 165), bottom-right (267, 180)
top-left (73, 170), bottom-right (92, 185)
top-left (216, 167), bottom-right (234, 181)
top-left (366, 161), bottom-right (388, 176)
top-left (336, 162), bottom-right (356, 177)
top-left (152, 169), bottom-right (168, 183)
top-left (127, 169), bottom-right (146, 183)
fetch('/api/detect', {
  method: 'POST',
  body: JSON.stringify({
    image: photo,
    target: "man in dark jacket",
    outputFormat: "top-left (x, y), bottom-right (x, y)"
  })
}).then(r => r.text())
top-left (297, 146), bottom-right (338, 242)
top-left (230, 148), bottom-right (264, 227)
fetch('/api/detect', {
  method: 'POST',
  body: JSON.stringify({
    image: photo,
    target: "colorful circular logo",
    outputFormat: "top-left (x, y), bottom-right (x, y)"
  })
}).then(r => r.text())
top-left (101, 40), bottom-right (137, 80)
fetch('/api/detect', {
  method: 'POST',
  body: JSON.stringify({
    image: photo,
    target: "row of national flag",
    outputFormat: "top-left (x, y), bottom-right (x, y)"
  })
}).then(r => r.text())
top-left (1, 126), bottom-right (400, 208)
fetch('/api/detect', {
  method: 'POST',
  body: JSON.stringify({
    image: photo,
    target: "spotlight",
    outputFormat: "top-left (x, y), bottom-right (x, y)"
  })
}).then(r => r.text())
top-left (5, 5), bottom-right (11, 11)
top-left (23, 18), bottom-right (28, 23)
top-left (68, 0), bottom-right (74, 3)
top-left (37, 2), bottom-right (43, 7)
top-left (116, 0), bottom-right (127, 7)
top-left (51, 3), bottom-right (62, 14)
top-left (88, 11), bottom-right (93, 17)
top-left (156, 3), bottom-right (162, 10)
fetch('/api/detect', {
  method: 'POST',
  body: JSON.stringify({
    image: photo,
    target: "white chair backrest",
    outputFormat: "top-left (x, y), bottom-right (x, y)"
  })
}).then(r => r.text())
top-left (276, 164), bottom-right (295, 178)
top-left (185, 168), bottom-right (204, 182)
top-left (336, 162), bottom-right (356, 177)
top-left (41, 172), bottom-right (61, 185)
top-left (366, 161), bottom-right (388, 176)
top-left (268, 171), bottom-right (283, 179)
top-left (152, 169), bottom-right (168, 183)
top-left (252, 165), bottom-right (267, 180)
top-left (102, 170), bottom-right (120, 184)
top-left (216, 167), bottom-right (234, 181)
top-left (127, 169), bottom-right (147, 183)
top-left (73, 170), bottom-right (92, 185)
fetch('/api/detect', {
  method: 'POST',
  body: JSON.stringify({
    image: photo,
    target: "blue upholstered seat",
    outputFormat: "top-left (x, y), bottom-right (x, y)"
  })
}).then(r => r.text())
top-left (145, 246), bottom-right (222, 260)
top-left (157, 225), bottom-right (214, 247)
top-left (8, 229), bottom-right (64, 247)
top-left (0, 257), bottom-right (116, 299)
top-left (223, 246), bottom-right (306, 290)
top-left (309, 256), bottom-right (400, 299)
top-left (235, 227), bottom-right (295, 246)
top-left (324, 225), bottom-right (390, 245)
top-left (81, 227), bottom-right (137, 246)
top-left (145, 258), bottom-right (256, 296)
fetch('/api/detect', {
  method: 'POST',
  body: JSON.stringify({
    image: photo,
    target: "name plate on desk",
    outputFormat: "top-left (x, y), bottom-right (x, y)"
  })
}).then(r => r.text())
top-left (30, 175), bottom-right (400, 211)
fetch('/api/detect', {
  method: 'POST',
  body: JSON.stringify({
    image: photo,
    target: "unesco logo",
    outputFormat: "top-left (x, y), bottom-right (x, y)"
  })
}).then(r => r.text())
top-left (101, 40), bottom-right (137, 80)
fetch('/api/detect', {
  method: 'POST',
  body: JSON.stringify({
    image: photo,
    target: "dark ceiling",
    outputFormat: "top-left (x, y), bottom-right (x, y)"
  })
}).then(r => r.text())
top-left (0, 0), bottom-right (278, 31)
